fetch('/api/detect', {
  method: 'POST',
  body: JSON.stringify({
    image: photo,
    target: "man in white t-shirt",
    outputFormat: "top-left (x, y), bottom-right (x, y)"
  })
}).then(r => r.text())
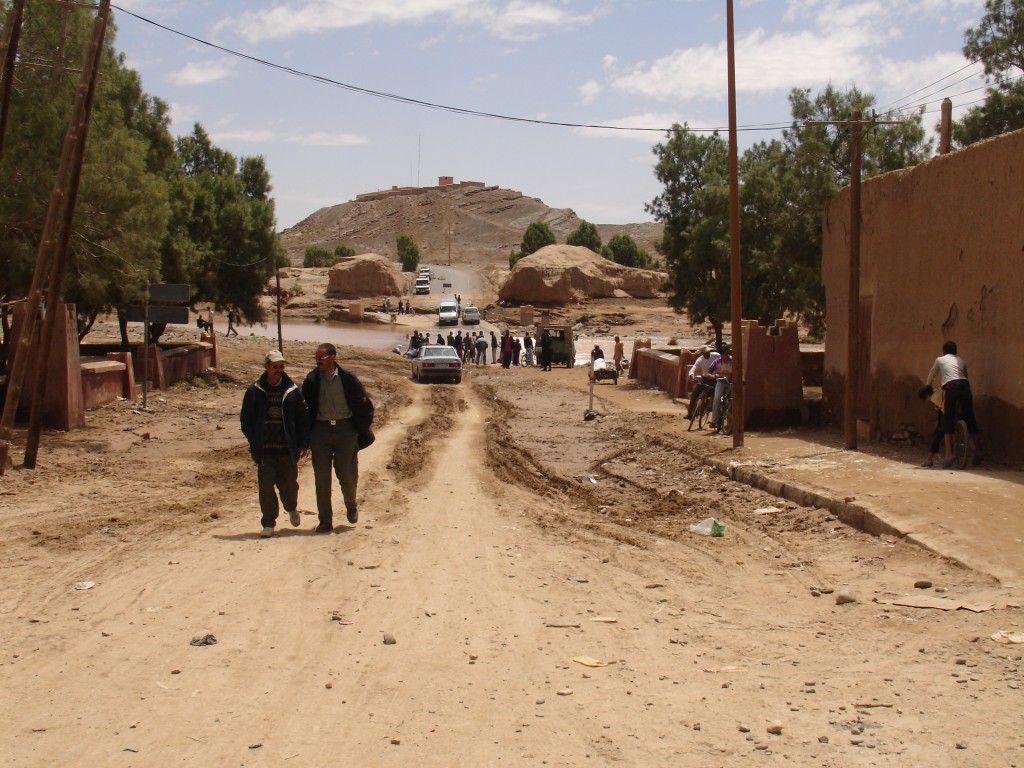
top-left (686, 346), bottom-right (721, 419)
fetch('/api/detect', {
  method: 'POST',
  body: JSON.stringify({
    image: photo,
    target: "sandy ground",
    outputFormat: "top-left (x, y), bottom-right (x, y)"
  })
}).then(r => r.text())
top-left (2, 332), bottom-right (1022, 767)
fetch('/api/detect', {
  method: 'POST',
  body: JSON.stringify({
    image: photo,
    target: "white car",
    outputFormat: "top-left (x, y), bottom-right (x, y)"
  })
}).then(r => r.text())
top-left (411, 345), bottom-right (463, 383)
top-left (461, 305), bottom-right (481, 324)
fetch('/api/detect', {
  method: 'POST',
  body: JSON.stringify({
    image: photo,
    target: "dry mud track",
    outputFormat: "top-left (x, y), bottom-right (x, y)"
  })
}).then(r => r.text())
top-left (1, 357), bottom-right (1021, 766)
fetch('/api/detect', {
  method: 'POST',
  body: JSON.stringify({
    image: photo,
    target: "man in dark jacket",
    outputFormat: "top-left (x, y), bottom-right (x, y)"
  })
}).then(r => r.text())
top-left (240, 350), bottom-right (310, 538)
top-left (302, 343), bottom-right (375, 533)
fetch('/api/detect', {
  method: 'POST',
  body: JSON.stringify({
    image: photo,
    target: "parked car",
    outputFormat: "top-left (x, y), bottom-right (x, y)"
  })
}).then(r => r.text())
top-left (411, 345), bottom-right (462, 383)
top-left (461, 304), bottom-right (481, 324)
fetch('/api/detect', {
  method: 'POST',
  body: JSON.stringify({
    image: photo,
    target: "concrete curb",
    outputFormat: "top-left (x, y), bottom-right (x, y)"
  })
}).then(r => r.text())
top-left (707, 456), bottom-right (981, 577)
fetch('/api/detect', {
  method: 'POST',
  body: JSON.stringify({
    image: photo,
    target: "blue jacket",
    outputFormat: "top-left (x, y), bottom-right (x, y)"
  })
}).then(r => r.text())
top-left (240, 372), bottom-right (310, 464)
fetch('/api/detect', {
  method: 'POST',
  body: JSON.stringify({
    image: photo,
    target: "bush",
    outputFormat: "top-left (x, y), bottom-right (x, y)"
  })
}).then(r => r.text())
top-left (509, 250), bottom-right (523, 269)
top-left (303, 246), bottom-right (334, 267)
top-left (521, 221), bottom-right (556, 257)
top-left (566, 220), bottom-right (601, 252)
top-left (334, 244), bottom-right (355, 259)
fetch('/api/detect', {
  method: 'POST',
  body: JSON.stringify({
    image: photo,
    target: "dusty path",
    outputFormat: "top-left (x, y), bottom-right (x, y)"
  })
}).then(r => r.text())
top-left (2, 344), bottom-right (1022, 766)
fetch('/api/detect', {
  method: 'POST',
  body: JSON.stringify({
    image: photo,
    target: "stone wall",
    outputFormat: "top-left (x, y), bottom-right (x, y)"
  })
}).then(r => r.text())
top-left (822, 128), bottom-right (1024, 463)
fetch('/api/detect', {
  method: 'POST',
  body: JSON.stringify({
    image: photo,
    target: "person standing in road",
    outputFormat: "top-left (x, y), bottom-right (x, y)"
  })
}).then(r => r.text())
top-left (490, 331), bottom-right (499, 364)
top-left (540, 329), bottom-right (553, 371)
top-left (613, 336), bottom-right (625, 374)
top-left (302, 343), bottom-right (375, 533)
top-left (501, 330), bottom-right (514, 369)
top-left (475, 332), bottom-right (488, 366)
top-left (924, 340), bottom-right (982, 467)
top-left (240, 350), bottom-right (310, 539)
top-left (512, 335), bottom-right (522, 366)
top-left (523, 332), bottom-right (535, 366)
top-left (226, 308), bottom-right (239, 337)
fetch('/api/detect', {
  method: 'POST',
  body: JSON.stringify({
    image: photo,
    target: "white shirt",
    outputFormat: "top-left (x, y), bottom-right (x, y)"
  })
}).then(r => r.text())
top-left (926, 354), bottom-right (968, 387)
top-left (689, 352), bottom-right (720, 379)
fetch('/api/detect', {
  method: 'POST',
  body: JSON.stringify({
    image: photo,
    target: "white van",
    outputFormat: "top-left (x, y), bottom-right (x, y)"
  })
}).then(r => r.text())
top-left (415, 276), bottom-right (430, 295)
top-left (438, 297), bottom-right (459, 326)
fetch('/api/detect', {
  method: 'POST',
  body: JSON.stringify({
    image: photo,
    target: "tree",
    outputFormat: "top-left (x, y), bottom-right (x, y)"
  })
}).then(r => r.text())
top-left (953, 0), bottom-right (1024, 146)
top-left (0, 3), bottom-right (170, 341)
top-left (566, 220), bottom-right (601, 252)
top-left (304, 246), bottom-right (334, 267)
top-left (603, 234), bottom-right (654, 269)
top-left (396, 234), bottom-right (419, 271)
top-left (520, 221), bottom-right (556, 257)
top-left (646, 125), bottom-right (732, 347)
top-left (334, 244), bottom-right (355, 260)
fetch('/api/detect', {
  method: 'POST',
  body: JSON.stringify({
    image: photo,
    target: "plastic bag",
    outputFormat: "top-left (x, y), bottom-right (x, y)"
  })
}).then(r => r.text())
top-left (688, 516), bottom-right (726, 537)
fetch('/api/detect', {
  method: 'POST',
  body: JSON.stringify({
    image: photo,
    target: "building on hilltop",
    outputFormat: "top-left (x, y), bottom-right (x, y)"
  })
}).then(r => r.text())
top-left (355, 176), bottom-right (485, 203)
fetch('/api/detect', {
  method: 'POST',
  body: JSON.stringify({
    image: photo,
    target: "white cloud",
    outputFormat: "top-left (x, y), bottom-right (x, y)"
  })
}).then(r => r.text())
top-left (167, 102), bottom-right (200, 134)
top-left (166, 58), bottom-right (237, 86)
top-left (609, 3), bottom-right (977, 105)
top-left (216, 0), bottom-right (598, 43)
top-left (579, 79), bottom-right (603, 105)
top-left (210, 128), bottom-right (277, 143)
top-left (289, 132), bottom-right (370, 147)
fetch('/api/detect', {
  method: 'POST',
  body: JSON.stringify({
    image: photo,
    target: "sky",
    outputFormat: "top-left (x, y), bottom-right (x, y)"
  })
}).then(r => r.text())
top-left (110, 0), bottom-right (990, 232)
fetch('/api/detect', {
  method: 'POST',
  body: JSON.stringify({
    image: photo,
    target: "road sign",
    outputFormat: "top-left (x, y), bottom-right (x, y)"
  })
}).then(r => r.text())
top-left (125, 305), bottom-right (190, 324)
top-left (148, 283), bottom-right (190, 303)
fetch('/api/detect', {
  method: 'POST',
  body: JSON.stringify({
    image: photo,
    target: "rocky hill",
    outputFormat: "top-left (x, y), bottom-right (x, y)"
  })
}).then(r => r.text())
top-left (279, 184), bottom-right (662, 268)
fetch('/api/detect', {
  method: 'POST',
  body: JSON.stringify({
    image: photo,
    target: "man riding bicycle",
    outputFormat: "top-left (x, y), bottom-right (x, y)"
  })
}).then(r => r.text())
top-left (923, 340), bottom-right (982, 468)
top-left (708, 346), bottom-right (733, 432)
top-left (686, 346), bottom-right (720, 419)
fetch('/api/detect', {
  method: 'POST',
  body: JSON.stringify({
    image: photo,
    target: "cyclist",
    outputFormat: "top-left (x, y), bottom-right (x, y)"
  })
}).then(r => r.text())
top-left (924, 340), bottom-right (982, 467)
top-left (708, 345), bottom-right (733, 432)
top-left (686, 345), bottom-right (720, 420)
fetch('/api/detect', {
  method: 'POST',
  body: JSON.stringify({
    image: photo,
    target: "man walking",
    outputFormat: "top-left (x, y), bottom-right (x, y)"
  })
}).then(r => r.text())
top-left (226, 308), bottom-right (239, 337)
top-left (240, 350), bottom-right (310, 538)
top-left (302, 343), bottom-right (374, 532)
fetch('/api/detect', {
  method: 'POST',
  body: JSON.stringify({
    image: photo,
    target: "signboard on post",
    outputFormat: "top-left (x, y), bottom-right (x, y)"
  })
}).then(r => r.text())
top-left (126, 283), bottom-right (192, 409)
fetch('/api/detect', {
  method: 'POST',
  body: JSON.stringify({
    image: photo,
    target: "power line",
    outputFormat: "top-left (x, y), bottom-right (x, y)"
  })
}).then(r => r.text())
top-left (110, 4), bottom-right (780, 136)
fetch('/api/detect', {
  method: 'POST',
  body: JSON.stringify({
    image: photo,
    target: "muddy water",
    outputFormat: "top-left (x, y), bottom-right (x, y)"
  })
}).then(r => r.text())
top-left (270, 319), bottom-right (410, 351)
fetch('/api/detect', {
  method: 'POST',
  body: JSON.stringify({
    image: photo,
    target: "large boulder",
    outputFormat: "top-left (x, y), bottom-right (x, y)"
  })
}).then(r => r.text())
top-left (326, 253), bottom-right (407, 297)
top-left (498, 245), bottom-right (663, 305)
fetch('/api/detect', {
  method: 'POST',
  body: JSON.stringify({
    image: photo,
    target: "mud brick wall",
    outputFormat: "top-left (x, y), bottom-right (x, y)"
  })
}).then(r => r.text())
top-left (822, 127), bottom-right (1024, 463)
top-left (740, 319), bottom-right (803, 429)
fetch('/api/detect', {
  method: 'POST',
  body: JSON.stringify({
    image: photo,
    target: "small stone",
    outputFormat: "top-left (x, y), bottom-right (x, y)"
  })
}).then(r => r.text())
top-left (382, 633), bottom-right (397, 645)
top-left (248, 743), bottom-right (262, 749)
top-left (390, 738), bottom-right (401, 745)
top-left (835, 589), bottom-right (856, 605)
top-left (693, 722), bottom-right (701, 731)
top-left (738, 723), bottom-right (751, 733)
top-left (914, 579), bottom-right (933, 589)
top-left (850, 737), bottom-right (864, 746)
top-left (170, 669), bottom-right (181, 675)
top-left (557, 688), bottom-right (574, 696)
top-left (101, 631), bottom-right (112, 637)
top-left (469, 654), bottom-right (478, 661)
top-left (810, 589), bottom-right (821, 597)
top-left (766, 722), bottom-right (783, 735)
top-left (851, 727), bottom-right (862, 735)
top-left (325, 682), bottom-right (333, 689)
top-left (818, 736), bottom-right (829, 743)
top-left (536, 698), bottom-right (545, 705)
top-left (955, 741), bottom-right (967, 749)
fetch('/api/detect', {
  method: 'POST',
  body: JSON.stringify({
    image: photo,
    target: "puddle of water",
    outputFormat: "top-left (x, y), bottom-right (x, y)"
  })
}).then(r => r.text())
top-left (267, 319), bottom-right (410, 351)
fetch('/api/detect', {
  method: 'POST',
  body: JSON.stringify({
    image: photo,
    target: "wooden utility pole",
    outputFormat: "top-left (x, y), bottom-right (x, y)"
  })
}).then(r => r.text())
top-left (0, 0), bottom-right (26, 168)
top-left (805, 110), bottom-right (902, 450)
top-left (1, 0), bottom-right (110, 473)
top-left (725, 0), bottom-right (744, 447)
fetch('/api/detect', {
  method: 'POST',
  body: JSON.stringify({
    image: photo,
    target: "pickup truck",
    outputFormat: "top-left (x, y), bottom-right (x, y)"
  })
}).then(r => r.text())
top-left (461, 305), bottom-right (481, 324)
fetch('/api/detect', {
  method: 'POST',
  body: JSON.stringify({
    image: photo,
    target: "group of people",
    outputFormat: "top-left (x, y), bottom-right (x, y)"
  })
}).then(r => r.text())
top-left (382, 297), bottom-right (411, 315)
top-left (240, 344), bottom-right (374, 538)
top-left (685, 343), bottom-right (733, 432)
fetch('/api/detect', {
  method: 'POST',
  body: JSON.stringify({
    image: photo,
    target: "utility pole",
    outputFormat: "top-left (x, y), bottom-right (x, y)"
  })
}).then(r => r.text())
top-left (725, 0), bottom-right (744, 448)
top-left (0, 0), bottom-right (26, 169)
top-left (805, 110), bottom-right (902, 451)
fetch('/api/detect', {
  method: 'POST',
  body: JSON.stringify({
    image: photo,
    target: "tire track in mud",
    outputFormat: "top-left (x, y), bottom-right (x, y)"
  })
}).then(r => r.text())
top-left (383, 384), bottom-right (467, 486)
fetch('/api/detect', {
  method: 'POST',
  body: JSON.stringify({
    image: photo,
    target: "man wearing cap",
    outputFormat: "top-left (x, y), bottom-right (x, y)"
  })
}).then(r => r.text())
top-left (302, 343), bottom-right (375, 533)
top-left (240, 350), bottom-right (310, 538)
top-left (686, 345), bottom-right (720, 419)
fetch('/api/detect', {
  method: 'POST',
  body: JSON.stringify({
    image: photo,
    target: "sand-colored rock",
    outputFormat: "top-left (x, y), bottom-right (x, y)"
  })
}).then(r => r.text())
top-left (498, 245), bottom-right (663, 305)
top-left (326, 253), bottom-right (408, 298)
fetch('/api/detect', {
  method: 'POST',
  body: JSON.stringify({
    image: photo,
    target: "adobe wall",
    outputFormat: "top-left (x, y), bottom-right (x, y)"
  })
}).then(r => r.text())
top-left (8, 303), bottom-right (84, 430)
top-left (822, 128), bottom-right (1024, 463)
top-left (741, 320), bottom-right (804, 430)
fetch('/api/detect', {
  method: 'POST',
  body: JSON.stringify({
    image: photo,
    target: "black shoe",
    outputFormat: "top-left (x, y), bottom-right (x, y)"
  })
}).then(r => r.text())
top-left (346, 507), bottom-right (358, 524)
top-left (315, 522), bottom-right (334, 533)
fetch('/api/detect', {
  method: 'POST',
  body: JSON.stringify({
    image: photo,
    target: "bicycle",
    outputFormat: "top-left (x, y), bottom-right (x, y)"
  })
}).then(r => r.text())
top-left (919, 385), bottom-right (972, 469)
top-left (715, 382), bottom-right (733, 436)
top-left (687, 375), bottom-right (715, 431)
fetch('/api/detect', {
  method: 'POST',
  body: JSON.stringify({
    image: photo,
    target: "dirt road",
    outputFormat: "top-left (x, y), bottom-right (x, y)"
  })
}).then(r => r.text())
top-left (2, 340), bottom-right (1021, 766)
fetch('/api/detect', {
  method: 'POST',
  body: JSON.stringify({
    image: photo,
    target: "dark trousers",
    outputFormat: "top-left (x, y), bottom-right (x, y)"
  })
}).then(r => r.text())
top-left (257, 452), bottom-right (299, 528)
top-left (942, 380), bottom-right (979, 434)
top-left (310, 420), bottom-right (359, 526)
